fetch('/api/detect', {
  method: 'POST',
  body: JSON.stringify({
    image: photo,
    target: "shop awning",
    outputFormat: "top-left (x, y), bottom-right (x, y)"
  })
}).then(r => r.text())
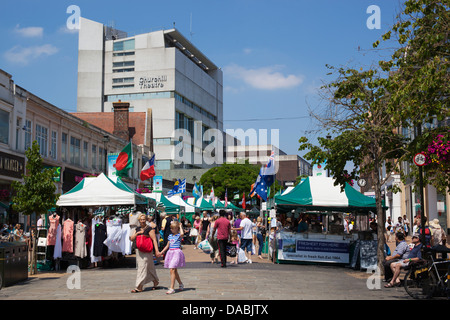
top-left (56, 173), bottom-right (148, 206)
top-left (275, 176), bottom-right (383, 213)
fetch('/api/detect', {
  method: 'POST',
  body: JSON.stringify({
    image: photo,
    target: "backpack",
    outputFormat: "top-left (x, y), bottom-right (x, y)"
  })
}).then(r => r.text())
top-left (418, 227), bottom-right (432, 248)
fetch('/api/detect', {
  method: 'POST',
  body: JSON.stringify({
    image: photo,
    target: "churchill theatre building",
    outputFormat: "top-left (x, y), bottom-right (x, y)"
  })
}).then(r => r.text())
top-left (77, 18), bottom-right (224, 173)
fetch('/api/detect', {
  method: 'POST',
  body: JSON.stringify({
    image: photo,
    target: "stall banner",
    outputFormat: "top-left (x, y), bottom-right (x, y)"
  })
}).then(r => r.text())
top-left (312, 160), bottom-right (327, 177)
top-left (153, 175), bottom-right (163, 193)
top-left (107, 153), bottom-right (119, 178)
top-left (278, 233), bottom-right (350, 264)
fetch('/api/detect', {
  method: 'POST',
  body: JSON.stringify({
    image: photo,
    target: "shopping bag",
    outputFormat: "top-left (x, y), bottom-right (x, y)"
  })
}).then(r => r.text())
top-left (237, 248), bottom-right (248, 263)
top-left (251, 243), bottom-right (256, 255)
top-left (226, 242), bottom-right (237, 257)
top-left (198, 239), bottom-right (211, 252)
top-left (189, 228), bottom-right (198, 237)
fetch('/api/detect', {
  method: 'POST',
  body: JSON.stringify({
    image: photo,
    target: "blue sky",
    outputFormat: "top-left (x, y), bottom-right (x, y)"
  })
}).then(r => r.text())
top-left (0, 0), bottom-right (403, 157)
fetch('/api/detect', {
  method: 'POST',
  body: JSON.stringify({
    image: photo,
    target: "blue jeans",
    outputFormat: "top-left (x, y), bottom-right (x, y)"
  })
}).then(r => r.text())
top-left (257, 233), bottom-right (264, 255)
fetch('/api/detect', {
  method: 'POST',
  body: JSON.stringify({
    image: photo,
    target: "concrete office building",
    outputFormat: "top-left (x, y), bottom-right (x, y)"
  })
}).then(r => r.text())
top-left (77, 18), bottom-right (223, 171)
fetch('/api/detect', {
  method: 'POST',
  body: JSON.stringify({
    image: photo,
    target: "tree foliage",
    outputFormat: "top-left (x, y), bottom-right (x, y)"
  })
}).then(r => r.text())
top-left (11, 141), bottom-right (60, 215)
top-left (199, 161), bottom-right (260, 199)
top-left (375, 0), bottom-right (450, 193)
top-left (299, 66), bottom-right (407, 272)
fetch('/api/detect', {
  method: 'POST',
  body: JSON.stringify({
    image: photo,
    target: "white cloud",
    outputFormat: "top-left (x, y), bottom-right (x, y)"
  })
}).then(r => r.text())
top-left (4, 44), bottom-right (59, 65)
top-left (58, 25), bottom-right (79, 34)
top-left (224, 64), bottom-right (304, 90)
top-left (14, 24), bottom-right (44, 38)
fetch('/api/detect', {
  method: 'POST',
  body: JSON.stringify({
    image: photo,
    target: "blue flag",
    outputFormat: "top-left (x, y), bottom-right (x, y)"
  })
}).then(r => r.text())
top-left (167, 178), bottom-right (186, 197)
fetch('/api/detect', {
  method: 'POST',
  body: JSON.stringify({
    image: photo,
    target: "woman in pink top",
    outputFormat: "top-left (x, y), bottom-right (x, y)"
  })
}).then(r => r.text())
top-left (193, 216), bottom-right (201, 249)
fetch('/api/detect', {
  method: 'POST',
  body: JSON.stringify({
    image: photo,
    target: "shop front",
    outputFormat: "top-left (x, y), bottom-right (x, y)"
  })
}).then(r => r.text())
top-left (0, 151), bottom-right (25, 226)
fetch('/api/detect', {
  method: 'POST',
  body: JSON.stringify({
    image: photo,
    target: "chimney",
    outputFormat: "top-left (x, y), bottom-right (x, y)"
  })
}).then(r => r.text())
top-left (113, 101), bottom-right (130, 141)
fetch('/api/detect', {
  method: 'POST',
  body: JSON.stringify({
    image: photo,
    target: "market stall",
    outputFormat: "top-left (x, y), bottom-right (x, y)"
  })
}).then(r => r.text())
top-left (141, 192), bottom-right (181, 215)
top-left (168, 195), bottom-right (196, 223)
top-left (52, 173), bottom-right (154, 270)
top-left (274, 176), bottom-right (382, 268)
top-left (186, 197), bottom-right (215, 212)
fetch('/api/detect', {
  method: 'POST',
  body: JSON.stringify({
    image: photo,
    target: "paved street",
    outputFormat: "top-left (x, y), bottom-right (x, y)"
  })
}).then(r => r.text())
top-left (0, 243), bottom-right (413, 301)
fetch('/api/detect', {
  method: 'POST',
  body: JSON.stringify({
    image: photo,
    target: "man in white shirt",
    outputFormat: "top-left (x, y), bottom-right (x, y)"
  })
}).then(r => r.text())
top-left (232, 212), bottom-right (255, 263)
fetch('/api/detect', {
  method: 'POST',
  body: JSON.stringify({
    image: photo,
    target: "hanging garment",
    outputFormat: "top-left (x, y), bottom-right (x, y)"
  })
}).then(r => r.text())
top-left (93, 222), bottom-right (108, 257)
top-left (62, 219), bottom-right (74, 253)
top-left (104, 218), bottom-right (123, 254)
top-left (122, 223), bottom-right (132, 255)
top-left (74, 222), bottom-right (87, 258)
top-left (47, 214), bottom-right (60, 246)
top-left (53, 224), bottom-right (62, 259)
top-left (90, 217), bottom-right (102, 263)
top-left (129, 212), bottom-right (140, 228)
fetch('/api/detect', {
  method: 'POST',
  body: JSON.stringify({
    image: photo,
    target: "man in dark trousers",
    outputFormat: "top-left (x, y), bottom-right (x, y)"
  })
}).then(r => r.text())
top-left (213, 210), bottom-right (231, 268)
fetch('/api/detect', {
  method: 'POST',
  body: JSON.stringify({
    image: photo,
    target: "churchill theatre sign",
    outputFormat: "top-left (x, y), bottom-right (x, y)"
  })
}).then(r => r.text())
top-left (139, 75), bottom-right (167, 89)
top-left (0, 151), bottom-right (25, 179)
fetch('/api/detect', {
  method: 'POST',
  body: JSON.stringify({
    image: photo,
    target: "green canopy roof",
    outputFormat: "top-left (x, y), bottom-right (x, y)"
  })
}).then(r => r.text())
top-left (191, 197), bottom-right (215, 211)
top-left (275, 176), bottom-right (383, 214)
top-left (142, 193), bottom-right (181, 214)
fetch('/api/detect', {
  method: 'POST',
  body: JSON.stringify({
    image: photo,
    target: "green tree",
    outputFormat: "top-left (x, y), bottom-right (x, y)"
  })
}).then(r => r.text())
top-left (374, 0), bottom-right (450, 192)
top-left (12, 141), bottom-right (60, 275)
top-left (199, 161), bottom-right (260, 202)
top-left (299, 66), bottom-right (406, 273)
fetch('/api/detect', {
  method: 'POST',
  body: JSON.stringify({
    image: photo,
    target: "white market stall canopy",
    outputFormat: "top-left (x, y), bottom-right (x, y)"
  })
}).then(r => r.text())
top-left (275, 176), bottom-right (383, 214)
top-left (168, 195), bottom-right (196, 213)
top-left (56, 173), bottom-right (148, 207)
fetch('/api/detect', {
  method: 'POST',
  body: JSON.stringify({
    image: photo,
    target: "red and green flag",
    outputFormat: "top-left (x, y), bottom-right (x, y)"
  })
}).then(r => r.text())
top-left (114, 142), bottom-right (133, 178)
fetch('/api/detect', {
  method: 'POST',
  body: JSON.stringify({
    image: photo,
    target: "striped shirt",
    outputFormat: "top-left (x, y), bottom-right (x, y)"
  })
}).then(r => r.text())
top-left (168, 233), bottom-right (182, 249)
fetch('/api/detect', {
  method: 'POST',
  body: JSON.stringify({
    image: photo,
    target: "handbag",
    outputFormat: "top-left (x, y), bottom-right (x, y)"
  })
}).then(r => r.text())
top-left (136, 235), bottom-right (153, 252)
top-left (226, 242), bottom-right (237, 257)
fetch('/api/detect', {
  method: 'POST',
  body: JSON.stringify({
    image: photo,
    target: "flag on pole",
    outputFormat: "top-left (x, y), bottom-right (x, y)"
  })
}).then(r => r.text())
top-left (140, 154), bottom-right (155, 181)
top-left (178, 178), bottom-right (186, 193)
top-left (193, 183), bottom-right (202, 204)
top-left (225, 189), bottom-right (228, 207)
top-left (262, 150), bottom-right (276, 187)
top-left (210, 186), bottom-right (216, 206)
top-left (167, 178), bottom-right (186, 197)
top-left (114, 142), bottom-right (133, 178)
top-left (242, 192), bottom-right (246, 210)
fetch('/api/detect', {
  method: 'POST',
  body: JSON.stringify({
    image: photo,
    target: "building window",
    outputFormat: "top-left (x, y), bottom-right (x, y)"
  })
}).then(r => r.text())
top-left (155, 160), bottom-right (171, 170)
top-left (153, 138), bottom-right (172, 145)
top-left (113, 39), bottom-right (135, 51)
top-left (112, 68), bottom-right (135, 73)
top-left (113, 61), bottom-right (135, 68)
top-left (61, 133), bottom-right (68, 162)
top-left (51, 131), bottom-right (57, 160)
top-left (99, 147), bottom-right (104, 172)
top-left (113, 77), bottom-right (134, 84)
top-left (83, 141), bottom-right (88, 167)
top-left (175, 111), bottom-right (194, 137)
top-left (15, 118), bottom-right (21, 151)
top-left (112, 84), bottom-right (135, 89)
top-left (70, 136), bottom-right (81, 165)
top-left (36, 124), bottom-right (48, 157)
top-left (0, 109), bottom-right (10, 145)
top-left (24, 120), bottom-right (32, 150)
top-left (113, 51), bottom-right (135, 57)
top-left (92, 145), bottom-right (97, 169)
